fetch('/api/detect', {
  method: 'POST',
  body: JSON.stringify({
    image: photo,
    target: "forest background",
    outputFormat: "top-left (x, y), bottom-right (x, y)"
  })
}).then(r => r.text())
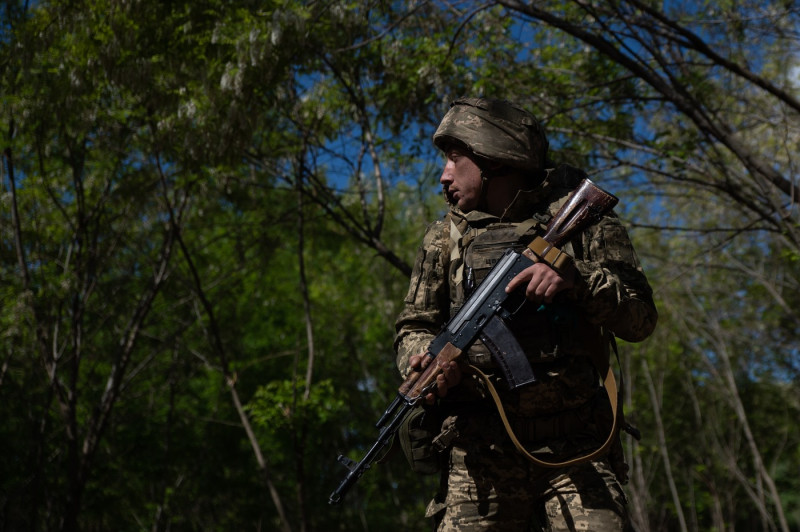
top-left (1, 1), bottom-right (799, 531)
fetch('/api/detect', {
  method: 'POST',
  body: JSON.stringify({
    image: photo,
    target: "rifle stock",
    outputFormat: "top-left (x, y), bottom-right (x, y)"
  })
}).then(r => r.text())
top-left (541, 179), bottom-right (618, 245)
top-left (329, 179), bottom-right (618, 504)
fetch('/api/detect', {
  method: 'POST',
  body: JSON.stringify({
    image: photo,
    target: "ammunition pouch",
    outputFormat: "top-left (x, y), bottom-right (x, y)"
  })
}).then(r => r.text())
top-left (398, 404), bottom-right (444, 475)
top-left (509, 397), bottom-right (595, 442)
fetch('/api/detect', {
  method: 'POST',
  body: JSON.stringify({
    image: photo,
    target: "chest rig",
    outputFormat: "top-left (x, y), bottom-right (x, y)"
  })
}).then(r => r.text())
top-left (445, 208), bottom-right (589, 371)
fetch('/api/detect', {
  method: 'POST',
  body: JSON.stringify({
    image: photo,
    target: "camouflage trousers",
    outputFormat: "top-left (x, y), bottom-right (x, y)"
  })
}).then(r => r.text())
top-left (427, 442), bottom-right (629, 531)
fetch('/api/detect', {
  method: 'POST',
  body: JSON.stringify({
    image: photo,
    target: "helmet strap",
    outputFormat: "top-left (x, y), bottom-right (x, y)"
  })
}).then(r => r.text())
top-left (477, 169), bottom-right (492, 212)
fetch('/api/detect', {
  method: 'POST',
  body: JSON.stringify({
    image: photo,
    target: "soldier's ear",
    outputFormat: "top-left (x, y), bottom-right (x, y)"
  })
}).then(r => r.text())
top-left (478, 159), bottom-right (513, 179)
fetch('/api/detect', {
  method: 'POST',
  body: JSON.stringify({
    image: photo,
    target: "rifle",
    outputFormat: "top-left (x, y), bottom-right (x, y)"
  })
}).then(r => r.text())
top-left (328, 178), bottom-right (618, 505)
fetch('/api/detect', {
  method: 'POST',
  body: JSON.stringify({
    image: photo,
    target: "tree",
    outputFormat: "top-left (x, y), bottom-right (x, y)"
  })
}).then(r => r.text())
top-left (3, 0), bottom-right (800, 530)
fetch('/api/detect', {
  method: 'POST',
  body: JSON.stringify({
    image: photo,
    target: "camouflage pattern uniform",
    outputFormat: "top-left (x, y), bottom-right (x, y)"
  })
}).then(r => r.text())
top-left (395, 98), bottom-right (658, 531)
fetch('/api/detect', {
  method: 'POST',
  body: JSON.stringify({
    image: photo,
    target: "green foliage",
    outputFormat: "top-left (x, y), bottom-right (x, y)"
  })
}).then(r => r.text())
top-left (2, 0), bottom-right (799, 530)
top-left (247, 379), bottom-right (345, 455)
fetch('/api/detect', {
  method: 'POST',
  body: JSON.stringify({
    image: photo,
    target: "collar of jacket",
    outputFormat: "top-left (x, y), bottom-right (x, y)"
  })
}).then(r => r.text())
top-left (448, 170), bottom-right (556, 226)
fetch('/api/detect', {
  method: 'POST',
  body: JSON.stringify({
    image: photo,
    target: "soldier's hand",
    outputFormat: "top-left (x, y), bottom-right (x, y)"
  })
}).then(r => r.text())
top-left (409, 353), bottom-right (462, 405)
top-left (505, 262), bottom-right (574, 304)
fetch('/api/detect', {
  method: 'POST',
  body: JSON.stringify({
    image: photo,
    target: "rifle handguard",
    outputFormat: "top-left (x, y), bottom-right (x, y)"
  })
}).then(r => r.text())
top-left (523, 236), bottom-right (575, 278)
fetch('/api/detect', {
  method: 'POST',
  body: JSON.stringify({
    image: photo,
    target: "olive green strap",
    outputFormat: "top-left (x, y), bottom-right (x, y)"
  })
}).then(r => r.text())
top-left (523, 236), bottom-right (576, 278)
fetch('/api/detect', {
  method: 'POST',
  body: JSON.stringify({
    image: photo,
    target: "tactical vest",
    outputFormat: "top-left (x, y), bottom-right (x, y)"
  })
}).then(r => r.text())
top-left (443, 168), bottom-right (604, 374)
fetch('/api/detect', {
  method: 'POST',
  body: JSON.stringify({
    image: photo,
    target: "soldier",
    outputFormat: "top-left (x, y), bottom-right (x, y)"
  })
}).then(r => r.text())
top-left (395, 97), bottom-right (658, 531)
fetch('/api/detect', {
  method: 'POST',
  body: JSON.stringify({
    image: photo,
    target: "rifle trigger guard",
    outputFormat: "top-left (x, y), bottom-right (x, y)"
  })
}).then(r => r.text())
top-left (509, 296), bottom-right (527, 316)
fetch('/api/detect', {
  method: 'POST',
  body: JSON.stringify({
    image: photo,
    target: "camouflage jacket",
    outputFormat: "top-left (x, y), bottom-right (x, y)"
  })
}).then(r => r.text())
top-left (394, 165), bottom-right (658, 418)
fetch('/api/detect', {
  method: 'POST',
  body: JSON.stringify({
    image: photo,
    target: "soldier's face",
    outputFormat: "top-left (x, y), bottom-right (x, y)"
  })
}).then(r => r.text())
top-left (440, 148), bottom-right (482, 211)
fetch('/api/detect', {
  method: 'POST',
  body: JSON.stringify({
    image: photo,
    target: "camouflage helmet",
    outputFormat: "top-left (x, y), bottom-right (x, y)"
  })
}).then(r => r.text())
top-left (433, 97), bottom-right (549, 171)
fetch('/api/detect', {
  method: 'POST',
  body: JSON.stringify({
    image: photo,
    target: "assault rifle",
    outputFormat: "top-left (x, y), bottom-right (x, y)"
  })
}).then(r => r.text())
top-left (329, 178), bottom-right (618, 505)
